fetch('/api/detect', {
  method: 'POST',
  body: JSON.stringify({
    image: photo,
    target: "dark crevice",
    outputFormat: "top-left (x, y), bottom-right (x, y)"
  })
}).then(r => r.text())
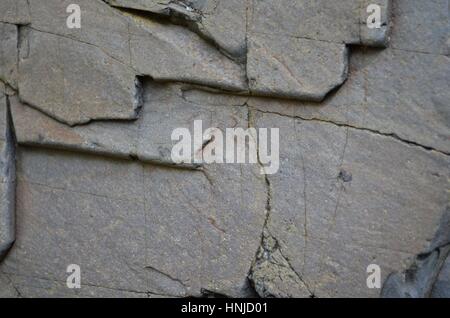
top-left (0, 94), bottom-right (17, 263)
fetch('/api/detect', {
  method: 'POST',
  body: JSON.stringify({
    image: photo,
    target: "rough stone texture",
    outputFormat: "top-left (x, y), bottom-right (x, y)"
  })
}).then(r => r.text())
top-left (18, 28), bottom-right (141, 126)
top-left (246, 0), bottom-right (391, 99)
top-left (28, 0), bottom-right (247, 86)
top-left (360, 0), bottom-right (392, 47)
top-left (249, 230), bottom-right (312, 297)
top-left (0, 23), bottom-right (18, 89)
top-left (248, 0), bottom-right (450, 155)
top-left (1, 0), bottom-right (449, 299)
top-left (390, 0), bottom-right (448, 55)
top-left (0, 0), bottom-right (31, 25)
top-left (9, 80), bottom-right (248, 167)
top-left (250, 0), bottom-right (392, 46)
top-left (249, 111), bottom-right (450, 297)
top-left (14, 0), bottom-right (248, 124)
top-left (247, 33), bottom-right (348, 100)
top-left (381, 207), bottom-right (450, 298)
top-left (381, 245), bottom-right (450, 298)
top-left (0, 145), bottom-right (266, 297)
top-left (2, 83), bottom-right (267, 297)
top-left (432, 254), bottom-right (450, 298)
top-left (105, 0), bottom-right (248, 58)
top-left (250, 0), bottom-right (360, 44)
top-left (127, 13), bottom-right (247, 91)
top-left (0, 272), bottom-right (150, 298)
top-left (0, 84), bottom-right (16, 262)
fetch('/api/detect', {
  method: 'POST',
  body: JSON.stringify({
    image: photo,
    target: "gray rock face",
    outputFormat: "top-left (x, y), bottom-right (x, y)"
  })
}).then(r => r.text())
top-left (381, 207), bottom-right (450, 298)
top-left (3, 79), bottom-right (268, 298)
top-left (1, 0), bottom-right (449, 299)
top-left (0, 146), bottom-right (266, 297)
top-left (249, 230), bottom-right (312, 298)
top-left (0, 85), bottom-right (16, 262)
top-left (127, 13), bottom-right (247, 91)
top-left (390, 0), bottom-right (448, 55)
top-left (381, 245), bottom-right (450, 298)
top-left (18, 28), bottom-right (141, 126)
top-left (16, 0), bottom-right (247, 124)
top-left (0, 23), bottom-right (18, 89)
top-left (247, 33), bottom-right (348, 100)
top-left (27, 0), bottom-right (247, 87)
top-left (9, 80), bottom-right (248, 167)
top-left (249, 111), bottom-right (450, 297)
top-left (106, 0), bottom-right (248, 58)
top-left (0, 0), bottom-right (31, 25)
top-left (432, 254), bottom-right (450, 298)
top-left (103, 0), bottom-right (393, 100)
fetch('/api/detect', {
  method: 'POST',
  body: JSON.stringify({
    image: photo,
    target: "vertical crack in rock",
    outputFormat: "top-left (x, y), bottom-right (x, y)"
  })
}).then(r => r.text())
top-left (381, 207), bottom-right (450, 298)
top-left (0, 95), bottom-right (17, 262)
top-left (247, 107), bottom-right (313, 298)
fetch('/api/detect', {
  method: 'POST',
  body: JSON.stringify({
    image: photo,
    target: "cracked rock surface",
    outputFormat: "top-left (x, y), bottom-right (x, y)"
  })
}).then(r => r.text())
top-left (1, 0), bottom-right (449, 298)
top-left (0, 83), bottom-right (16, 262)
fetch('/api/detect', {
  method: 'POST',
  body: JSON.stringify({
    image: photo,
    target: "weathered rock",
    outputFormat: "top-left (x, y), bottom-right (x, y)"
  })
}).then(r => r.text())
top-left (0, 23), bottom-right (18, 89)
top-left (15, 0), bottom-right (247, 124)
top-left (431, 253), bottom-right (450, 298)
top-left (381, 207), bottom-right (450, 298)
top-left (0, 272), bottom-right (20, 297)
top-left (105, 0), bottom-right (248, 58)
top-left (250, 0), bottom-right (360, 44)
top-left (247, 33), bottom-right (348, 101)
top-left (381, 245), bottom-right (450, 298)
top-left (245, 0), bottom-right (392, 99)
top-left (248, 47), bottom-right (450, 154)
top-left (249, 230), bottom-right (312, 298)
top-left (27, 0), bottom-right (246, 90)
top-left (250, 111), bottom-right (450, 297)
top-left (1, 272), bottom-right (151, 297)
top-left (0, 143), bottom-right (266, 297)
top-left (0, 85), bottom-right (16, 262)
top-left (18, 28), bottom-right (141, 126)
top-left (360, 0), bottom-right (392, 47)
top-left (250, 0), bottom-right (391, 46)
top-left (10, 80), bottom-right (248, 167)
top-left (0, 0), bottom-right (31, 25)
top-left (390, 0), bottom-right (448, 55)
top-left (127, 14), bottom-right (247, 91)
top-left (0, 0), bottom-right (448, 299)
top-left (3, 81), bottom-right (268, 297)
